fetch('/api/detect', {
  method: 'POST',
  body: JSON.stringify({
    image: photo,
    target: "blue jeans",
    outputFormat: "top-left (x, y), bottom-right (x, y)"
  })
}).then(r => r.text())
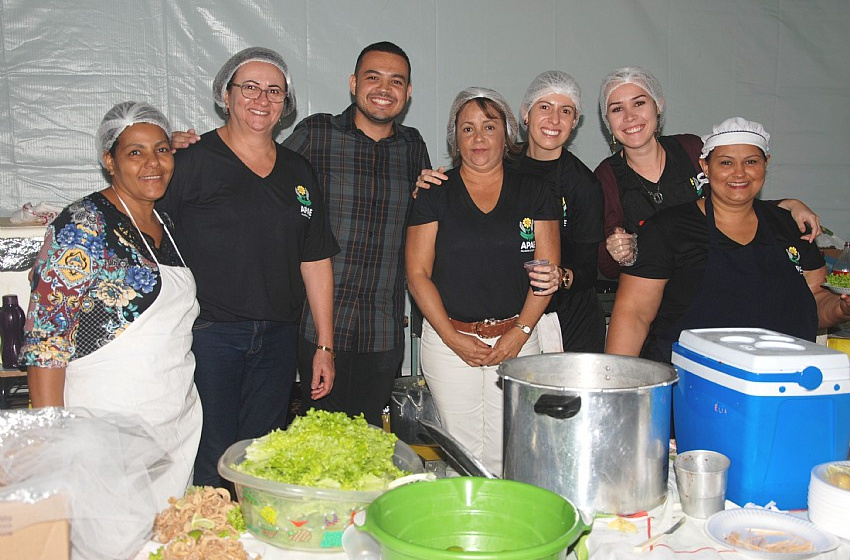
top-left (191, 319), bottom-right (298, 487)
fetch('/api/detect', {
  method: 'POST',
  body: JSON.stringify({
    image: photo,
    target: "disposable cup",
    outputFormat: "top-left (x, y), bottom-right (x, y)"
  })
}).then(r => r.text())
top-left (524, 259), bottom-right (550, 292)
top-left (674, 450), bottom-right (730, 518)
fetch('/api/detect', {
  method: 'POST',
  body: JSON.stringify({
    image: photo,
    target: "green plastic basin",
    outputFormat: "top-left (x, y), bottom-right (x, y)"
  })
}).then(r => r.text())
top-left (357, 477), bottom-right (588, 560)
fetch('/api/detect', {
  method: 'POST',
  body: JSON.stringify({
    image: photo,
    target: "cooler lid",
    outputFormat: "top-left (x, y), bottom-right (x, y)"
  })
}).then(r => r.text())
top-left (674, 328), bottom-right (850, 384)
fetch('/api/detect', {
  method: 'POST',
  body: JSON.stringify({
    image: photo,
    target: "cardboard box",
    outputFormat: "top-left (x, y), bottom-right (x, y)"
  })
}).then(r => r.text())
top-left (0, 494), bottom-right (69, 560)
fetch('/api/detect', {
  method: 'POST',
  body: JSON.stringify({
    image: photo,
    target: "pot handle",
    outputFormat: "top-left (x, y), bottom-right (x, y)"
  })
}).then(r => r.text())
top-left (533, 393), bottom-right (581, 419)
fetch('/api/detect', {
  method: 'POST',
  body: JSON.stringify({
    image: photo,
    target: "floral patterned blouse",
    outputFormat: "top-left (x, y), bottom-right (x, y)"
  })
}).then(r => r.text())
top-left (21, 192), bottom-right (185, 368)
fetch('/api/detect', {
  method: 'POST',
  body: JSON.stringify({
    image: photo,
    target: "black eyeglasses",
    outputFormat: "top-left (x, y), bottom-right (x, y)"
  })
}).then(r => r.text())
top-left (229, 82), bottom-right (286, 104)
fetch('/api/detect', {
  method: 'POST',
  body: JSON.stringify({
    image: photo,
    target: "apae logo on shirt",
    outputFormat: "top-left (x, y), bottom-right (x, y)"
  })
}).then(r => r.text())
top-left (786, 246), bottom-right (804, 274)
top-left (562, 196), bottom-right (568, 229)
top-left (519, 217), bottom-right (535, 252)
top-left (296, 185), bottom-right (313, 218)
top-left (691, 172), bottom-right (708, 197)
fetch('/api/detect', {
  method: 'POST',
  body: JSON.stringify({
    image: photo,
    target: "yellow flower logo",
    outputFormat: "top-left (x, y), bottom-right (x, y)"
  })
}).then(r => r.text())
top-left (295, 185), bottom-right (312, 206)
top-left (786, 246), bottom-right (800, 264)
top-left (522, 218), bottom-right (532, 229)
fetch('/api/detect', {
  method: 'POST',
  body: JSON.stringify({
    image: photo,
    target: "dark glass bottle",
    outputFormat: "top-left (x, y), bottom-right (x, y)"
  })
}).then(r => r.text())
top-left (1, 294), bottom-right (26, 369)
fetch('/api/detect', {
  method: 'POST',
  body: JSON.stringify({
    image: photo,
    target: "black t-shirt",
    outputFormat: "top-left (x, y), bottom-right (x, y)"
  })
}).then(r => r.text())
top-left (626, 199), bottom-right (824, 342)
top-left (157, 130), bottom-right (340, 322)
top-left (512, 147), bottom-right (606, 352)
top-left (408, 166), bottom-right (558, 322)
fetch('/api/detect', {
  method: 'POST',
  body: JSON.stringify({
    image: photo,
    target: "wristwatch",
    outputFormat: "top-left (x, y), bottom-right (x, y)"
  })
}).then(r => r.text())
top-left (560, 267), bottom-right (572, 289)
top-left (514, 322), bottom-right (532, 335)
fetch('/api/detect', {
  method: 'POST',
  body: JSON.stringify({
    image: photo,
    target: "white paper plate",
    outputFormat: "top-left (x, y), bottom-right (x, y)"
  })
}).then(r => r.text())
top-left (822, 283), bottom-right (850, 296)
top-left (704, 509), bottom-right (839, 559)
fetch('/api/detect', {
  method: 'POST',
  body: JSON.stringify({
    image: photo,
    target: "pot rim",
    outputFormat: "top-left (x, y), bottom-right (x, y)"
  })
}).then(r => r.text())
top-left (498, 373), bottom-right (678, 393)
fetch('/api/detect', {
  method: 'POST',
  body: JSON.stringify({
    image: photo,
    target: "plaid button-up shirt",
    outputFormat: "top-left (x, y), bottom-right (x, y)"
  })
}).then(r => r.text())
top-left (283, 105), bottom-right (431, 352)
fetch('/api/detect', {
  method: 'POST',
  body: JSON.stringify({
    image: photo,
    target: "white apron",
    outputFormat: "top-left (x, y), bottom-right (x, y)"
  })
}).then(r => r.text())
top-left (65, 195), bottom-right (202, 509)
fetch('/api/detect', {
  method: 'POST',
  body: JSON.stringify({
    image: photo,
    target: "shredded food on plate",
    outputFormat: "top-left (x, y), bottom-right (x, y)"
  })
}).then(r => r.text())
top-left (726, 529), bottom-right (814, 553)
top-left (154, 532), bottom-right (253, 560)
top-left (150, 486), bottom-right (258, 560)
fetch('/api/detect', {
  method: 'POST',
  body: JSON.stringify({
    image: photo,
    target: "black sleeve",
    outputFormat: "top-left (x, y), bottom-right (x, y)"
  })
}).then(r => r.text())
top-left (565, 241), bottom-right (599, 291)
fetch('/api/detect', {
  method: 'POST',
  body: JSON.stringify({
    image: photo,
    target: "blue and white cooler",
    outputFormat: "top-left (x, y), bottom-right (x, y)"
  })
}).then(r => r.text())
top-left (672, 328), bottom-right (850, 509)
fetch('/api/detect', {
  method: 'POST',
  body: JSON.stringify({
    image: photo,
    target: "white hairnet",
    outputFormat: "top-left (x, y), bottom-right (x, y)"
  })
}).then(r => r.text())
top-left (212, 46), bottom-right (296, 117)
top-left (96, 101), bottom-right (171, 166)
top-left (598, 66), bottom-right (665, 132)
top-left (700, 117), bottom-right (770, 159)
top-left (446, 87), bottom-right (519, 160)
top-left (519, 70), bottom-right (582, 128)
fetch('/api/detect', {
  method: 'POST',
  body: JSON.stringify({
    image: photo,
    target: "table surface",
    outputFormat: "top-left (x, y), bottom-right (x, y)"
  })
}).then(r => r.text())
top-left (134, 500), bottom-right (849, 560)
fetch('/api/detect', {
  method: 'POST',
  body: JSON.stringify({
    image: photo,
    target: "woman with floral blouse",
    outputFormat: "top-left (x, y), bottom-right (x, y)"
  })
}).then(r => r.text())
top-left (21, 101), bottom-right (202, 509)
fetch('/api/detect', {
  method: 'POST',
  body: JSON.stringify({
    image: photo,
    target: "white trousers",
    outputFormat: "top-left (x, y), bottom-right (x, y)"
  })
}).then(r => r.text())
top-left (420, 319), bottom-right (541, 476)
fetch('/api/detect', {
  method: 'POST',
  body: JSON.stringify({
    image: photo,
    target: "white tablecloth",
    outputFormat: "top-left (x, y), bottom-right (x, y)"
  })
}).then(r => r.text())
top-left (582, 500), bottom-right (849, 560)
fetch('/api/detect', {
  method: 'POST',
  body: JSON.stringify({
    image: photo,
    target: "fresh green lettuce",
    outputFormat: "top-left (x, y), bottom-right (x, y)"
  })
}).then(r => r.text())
top-left (235, 409), bottom-right (407, 490)
top-left (827, 273), bottom-right (850, 288)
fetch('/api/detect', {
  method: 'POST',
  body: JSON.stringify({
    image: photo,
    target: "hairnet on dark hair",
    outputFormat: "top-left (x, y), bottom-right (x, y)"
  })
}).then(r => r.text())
top-left (96, 101), bottom-right (171, 167)
top-left (598, 66), bottom-right (665, 132)
top-left (446, 87), bottom-right (518, 161)
top-left (519, 70), bottom-right (582, 128)
top-left (212, 46), bottom-right (296, 118)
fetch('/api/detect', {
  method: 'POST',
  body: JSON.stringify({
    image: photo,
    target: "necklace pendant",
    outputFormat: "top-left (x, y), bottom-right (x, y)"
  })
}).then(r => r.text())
top-left (652, 192), bottom-right (664, 205)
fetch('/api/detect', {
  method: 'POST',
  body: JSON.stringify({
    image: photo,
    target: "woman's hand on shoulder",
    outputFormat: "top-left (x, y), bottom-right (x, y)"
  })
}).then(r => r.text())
top-left (170, 128), bottom-right (201, 152)
top-left (780, 198), bottom-right (822, 242)
top-left (413, 167), bottom-right (448, 199)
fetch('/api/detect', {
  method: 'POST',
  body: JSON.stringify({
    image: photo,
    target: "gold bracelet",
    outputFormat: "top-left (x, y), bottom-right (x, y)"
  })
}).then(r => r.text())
top-left (316, 345), bottom-right (336, 358)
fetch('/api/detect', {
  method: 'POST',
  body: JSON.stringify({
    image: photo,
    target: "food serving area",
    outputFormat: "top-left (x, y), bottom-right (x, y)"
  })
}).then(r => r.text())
top-left (2, 322), bottom-right (850, 560)
top-left (4, 331), bottom-right (850, 560)
top-left (137, 339), bottom-right (849, 560)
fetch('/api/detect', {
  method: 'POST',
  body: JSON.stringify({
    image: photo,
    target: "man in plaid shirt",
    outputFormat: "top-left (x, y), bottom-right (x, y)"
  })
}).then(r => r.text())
top-left (284, 41), bottom-right (431, 426)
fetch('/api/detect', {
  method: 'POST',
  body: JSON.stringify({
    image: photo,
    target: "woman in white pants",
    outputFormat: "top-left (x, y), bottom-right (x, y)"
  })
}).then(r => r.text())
top-left (406, 88), bottom-right (559, 475)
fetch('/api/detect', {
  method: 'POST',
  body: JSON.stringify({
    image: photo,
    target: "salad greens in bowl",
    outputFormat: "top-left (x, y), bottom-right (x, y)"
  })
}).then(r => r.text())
top-left (218, 409), bottom-right (423, 552)
top-left (823, 273), bottom-right (850, 295)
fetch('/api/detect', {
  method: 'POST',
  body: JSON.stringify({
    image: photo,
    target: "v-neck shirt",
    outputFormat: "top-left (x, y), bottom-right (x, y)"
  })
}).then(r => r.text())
top-left (408, 166), bottom-right (558, 322)
top-left (157, 130), bottom-right (339, 322)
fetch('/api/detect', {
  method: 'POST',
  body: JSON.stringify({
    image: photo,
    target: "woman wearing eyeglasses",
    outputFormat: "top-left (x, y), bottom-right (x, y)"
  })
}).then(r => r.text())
top-left (157, 47), bottom-right (339, 488)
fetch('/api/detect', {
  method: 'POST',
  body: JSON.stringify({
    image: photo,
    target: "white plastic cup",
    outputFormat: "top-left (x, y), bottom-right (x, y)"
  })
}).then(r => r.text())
top-left (524, 259), bottom-right (550, 292)
top-left (674, 450), bottom-right (730, 518)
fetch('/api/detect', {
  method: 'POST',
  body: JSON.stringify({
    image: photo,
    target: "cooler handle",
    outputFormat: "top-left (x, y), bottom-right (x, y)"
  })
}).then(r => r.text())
top-left (768, 366), bottom-right (823, 391)
top-left (534, 393), bottom-right (582, 419)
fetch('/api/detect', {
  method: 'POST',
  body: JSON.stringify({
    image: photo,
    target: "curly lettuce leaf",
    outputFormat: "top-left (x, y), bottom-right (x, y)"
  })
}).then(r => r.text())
top-left (235, 409), bottom-right (406, 490)
top-left (826, 273), bottom-right (850, 288)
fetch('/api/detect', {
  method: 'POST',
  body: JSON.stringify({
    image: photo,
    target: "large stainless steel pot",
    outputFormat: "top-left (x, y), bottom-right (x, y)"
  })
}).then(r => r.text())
top-left (498, 353), bottom-right (677, 515)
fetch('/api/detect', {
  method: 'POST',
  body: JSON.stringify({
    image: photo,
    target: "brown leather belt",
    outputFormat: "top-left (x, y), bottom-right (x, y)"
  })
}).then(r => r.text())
top-left (449, 316), bottom-right (518, 339)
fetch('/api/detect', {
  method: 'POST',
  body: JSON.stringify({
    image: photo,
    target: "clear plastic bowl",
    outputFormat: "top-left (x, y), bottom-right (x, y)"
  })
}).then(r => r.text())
top-left (218, 437), bottom-right (423, 552)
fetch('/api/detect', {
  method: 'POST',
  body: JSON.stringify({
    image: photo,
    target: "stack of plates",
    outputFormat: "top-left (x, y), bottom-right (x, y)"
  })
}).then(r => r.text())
top-left (808, 460), bottom-right (850, 540)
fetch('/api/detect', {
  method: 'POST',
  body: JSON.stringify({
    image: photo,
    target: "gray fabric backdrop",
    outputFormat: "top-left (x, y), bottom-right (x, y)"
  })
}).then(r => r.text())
top-left (1, 0), bottom-right (848, 236)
